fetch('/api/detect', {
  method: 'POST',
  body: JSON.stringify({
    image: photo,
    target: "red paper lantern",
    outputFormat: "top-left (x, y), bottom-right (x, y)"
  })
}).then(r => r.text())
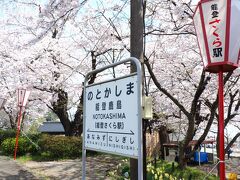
top-left (193, 0), bottom-right (240, 73)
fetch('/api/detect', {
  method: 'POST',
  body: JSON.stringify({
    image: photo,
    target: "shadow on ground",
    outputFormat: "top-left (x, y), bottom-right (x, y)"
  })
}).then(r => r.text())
top-left (0, 167), bottom-right (36, 180)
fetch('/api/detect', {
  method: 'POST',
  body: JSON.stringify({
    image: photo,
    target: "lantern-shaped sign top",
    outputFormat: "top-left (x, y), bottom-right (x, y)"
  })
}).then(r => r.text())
top-left (193, 0), bottom-right (240, 73)
top-left (17, 89), bottom-right (30, 107)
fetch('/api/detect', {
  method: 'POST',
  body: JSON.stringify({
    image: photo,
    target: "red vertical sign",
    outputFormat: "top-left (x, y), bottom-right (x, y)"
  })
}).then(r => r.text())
top-left (14, 89), bottom-right (30, 160)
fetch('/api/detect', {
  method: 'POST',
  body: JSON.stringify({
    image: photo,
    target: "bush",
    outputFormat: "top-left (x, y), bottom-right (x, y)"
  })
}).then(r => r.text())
top-left (26, 133), bottom-right (42, 142)
top-left (0, 129), bottom-right (16, 145)
top-left (1, 137), bottom-right (38, 156)
top-left (38, 134), bottom-right (82, 159)
top-left (1, 133), bottom-right (82, 160)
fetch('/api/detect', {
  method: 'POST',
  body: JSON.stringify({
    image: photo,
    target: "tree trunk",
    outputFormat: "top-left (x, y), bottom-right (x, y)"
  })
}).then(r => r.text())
top-left (52, 89), bottom-right (72, 136)
top-left (225, 132), bottom-right (240, 153)
top-left (159, 126), bottom-right (170, 159)
top-left (3, 107), bottom-right (17, 129)
top-left (178, 142), bottom-right (187, 169)
top-left (72, 91), bottom-right (84, 136)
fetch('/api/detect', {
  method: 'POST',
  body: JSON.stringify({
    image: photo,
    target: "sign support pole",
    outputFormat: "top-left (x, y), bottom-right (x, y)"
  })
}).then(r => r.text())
top-left (14, 88), bottom-right (30, 160)
top-left (218, 70), bottom-right (225, 180)
top-left (14, 106), bottom-right (23, 160)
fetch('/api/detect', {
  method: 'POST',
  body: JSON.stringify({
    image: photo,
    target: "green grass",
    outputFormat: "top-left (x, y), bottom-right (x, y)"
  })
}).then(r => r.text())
top-left (17, 154), bottom-right (33, 163)
top-left (16, 151), bottom-right (107, 162)
top-left (17, 153), bottom-right (79, 162)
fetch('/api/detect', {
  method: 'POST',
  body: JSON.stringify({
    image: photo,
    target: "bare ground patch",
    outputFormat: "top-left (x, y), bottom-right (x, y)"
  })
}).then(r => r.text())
top-left (22, 154), bottom-right (120, 180)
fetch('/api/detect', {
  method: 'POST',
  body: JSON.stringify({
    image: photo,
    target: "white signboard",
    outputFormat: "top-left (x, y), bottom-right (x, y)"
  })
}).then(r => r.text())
top-left (202, 0), bottom-right (227, 63)
top-left (17, 89), bottom-right (30, 107)
top-left (84, 74), bottom-right (139, 158)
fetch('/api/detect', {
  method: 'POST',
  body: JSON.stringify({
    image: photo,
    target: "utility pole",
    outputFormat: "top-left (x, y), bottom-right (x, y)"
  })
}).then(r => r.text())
top-left (130, 0), bottom-right (144, 179)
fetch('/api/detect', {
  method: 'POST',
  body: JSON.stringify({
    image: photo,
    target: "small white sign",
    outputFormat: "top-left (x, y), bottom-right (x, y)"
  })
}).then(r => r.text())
top-left (84, 74), bottom-right (139, 158)
top-left (17, 89), bottom-right (30, 107)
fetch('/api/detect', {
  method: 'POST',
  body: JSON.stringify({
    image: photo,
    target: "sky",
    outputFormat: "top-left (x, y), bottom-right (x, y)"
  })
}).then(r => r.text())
top-left (0, 0), bottom-right (47, 19)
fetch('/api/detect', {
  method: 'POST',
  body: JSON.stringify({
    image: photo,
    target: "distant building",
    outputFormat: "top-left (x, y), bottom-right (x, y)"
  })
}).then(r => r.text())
top-left (38, 121), bottom-right (65, 135)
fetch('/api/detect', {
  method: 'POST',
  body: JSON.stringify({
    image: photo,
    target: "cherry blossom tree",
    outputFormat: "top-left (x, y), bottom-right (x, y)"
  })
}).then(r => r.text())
top-left (0, 0), bottom-right (130, 135)
top-left (142, 0), bottom-right (240, 169)
top-left (0, 1), bottom-right (240, 173)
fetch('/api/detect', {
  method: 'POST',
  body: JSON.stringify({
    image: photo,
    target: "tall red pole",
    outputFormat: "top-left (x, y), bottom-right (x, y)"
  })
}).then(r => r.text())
top-left (218, 71), bottom-right (225, 180)
top-left (14, 106), bottom-right (23, 160)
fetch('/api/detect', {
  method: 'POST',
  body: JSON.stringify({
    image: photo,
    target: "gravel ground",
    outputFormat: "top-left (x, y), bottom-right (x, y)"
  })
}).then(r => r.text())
top-left (194, 157), bottom-right (240, 179)
top-left (23, 156), bottom-right (240, 179)
top-left (0, 155), bottom-right (37, 180)
top-left (1, 154), bottom-right (239, 179)
top-left (22, 154), bottom-right (120, 180)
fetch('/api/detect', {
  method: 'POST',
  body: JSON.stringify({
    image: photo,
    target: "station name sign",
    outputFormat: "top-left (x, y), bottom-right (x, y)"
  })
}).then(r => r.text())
top-left (84, 74), bottom-right (139, 158)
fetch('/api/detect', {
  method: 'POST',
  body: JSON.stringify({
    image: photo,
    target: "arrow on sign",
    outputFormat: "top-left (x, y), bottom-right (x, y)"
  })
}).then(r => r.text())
top-left (87, 129), bottom-right (134, 135)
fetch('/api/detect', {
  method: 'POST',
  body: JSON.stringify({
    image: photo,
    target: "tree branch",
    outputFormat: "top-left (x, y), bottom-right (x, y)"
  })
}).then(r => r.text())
top-left (144, 57), bottom-right (190, 119)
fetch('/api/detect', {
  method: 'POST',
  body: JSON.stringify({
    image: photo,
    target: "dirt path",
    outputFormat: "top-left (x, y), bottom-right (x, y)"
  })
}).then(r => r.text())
top-left (22, 154), bottom-right (120, 180)
top-left (0, 155), bottom-right (37, 180)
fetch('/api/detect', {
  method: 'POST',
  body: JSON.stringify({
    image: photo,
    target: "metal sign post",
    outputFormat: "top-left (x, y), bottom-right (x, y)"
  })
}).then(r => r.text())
top-left (82, 57), bottom-right (143, 180)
